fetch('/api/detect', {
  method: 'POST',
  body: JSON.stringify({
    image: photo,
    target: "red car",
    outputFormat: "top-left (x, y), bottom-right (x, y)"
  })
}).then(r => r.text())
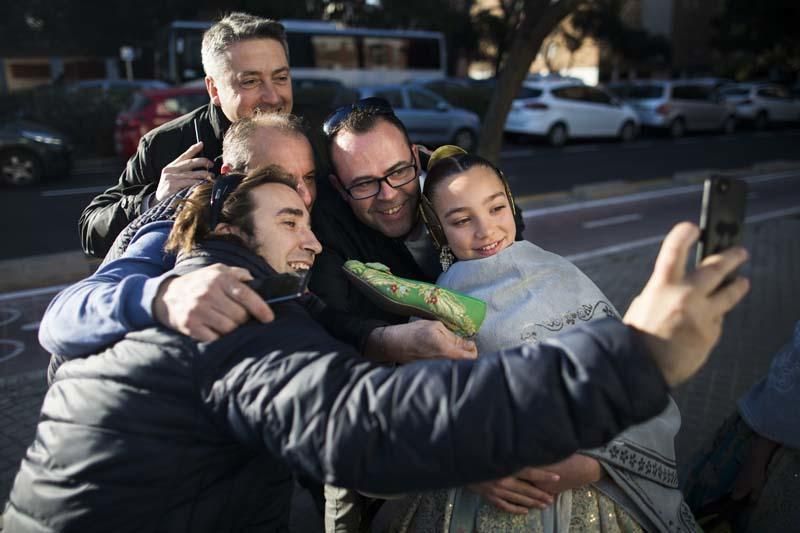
top-left (114, 86), bottom-right (209, 159)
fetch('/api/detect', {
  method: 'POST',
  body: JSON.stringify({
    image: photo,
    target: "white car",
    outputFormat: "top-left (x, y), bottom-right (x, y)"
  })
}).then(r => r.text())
top-left (357, 85), bottom-right (481, 151)
top-left (504, 80), bottom-right (639, 146)
top-left (719, 83), bottom-right (800, 129)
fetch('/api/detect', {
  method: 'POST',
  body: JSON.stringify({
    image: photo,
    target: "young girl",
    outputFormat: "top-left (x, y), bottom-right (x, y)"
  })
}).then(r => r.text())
top-left (389, 146), bottom-right (698, 532)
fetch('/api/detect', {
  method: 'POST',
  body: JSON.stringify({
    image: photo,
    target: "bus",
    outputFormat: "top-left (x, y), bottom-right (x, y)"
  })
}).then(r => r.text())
top-left (155, 20), bottom-right (447, 87)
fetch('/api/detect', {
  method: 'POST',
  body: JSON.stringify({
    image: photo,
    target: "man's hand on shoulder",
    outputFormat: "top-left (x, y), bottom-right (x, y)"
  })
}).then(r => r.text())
top-left (369, 320), bottom-right (477, 364)
top-left (623, 222), bottom-right (750, 387)
top-left (156, 142), bottom-right (215, 202)
top-left (153, 264), bottom-right (275, 341)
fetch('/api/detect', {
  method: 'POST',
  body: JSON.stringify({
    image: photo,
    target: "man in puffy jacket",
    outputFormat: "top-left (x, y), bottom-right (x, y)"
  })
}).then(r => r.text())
top-left (5, 164), bottom-right (749, 531)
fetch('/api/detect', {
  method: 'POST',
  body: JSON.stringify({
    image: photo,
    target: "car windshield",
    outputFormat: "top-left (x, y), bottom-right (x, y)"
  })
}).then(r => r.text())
top-left (720, 87), bottom-right (749, 97)
top-left (516, 87), bottom-right (543, 99)
top-left (129, 93), bottom-right (152, 112)
top-left (627, 85), bottom-right (664, 99)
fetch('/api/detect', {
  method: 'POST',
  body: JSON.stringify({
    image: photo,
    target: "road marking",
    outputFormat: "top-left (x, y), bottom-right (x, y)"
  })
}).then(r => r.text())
top-left (0, 285), bottom-right (68, 302)
top-left (582, 213), bottom-right (642, 229)
top-left (746, 205), bottom-right (800, 223)
top-left (567, 205), bottom-right (800, 262)
top-left (0, 308), bottom-right (21, 327)
top-left (41, 185), bottom-right (108, 197)
top-left (21, 322), bottom-right (41, 331)
top-left (0, 340), bottom-right (24, 363)
top-left (522, 169), bottom-right (800, 219)
top-left (563, 145), bottom-right (600, 153)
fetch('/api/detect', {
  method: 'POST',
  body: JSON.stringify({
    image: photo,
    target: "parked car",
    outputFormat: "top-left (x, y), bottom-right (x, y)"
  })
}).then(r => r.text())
top-left (66, 79), bottom-right (171, 94)
top-left (114, 87), bottom-right (209, 158)
top-left (356, 84), bottom-right (481, 151)
top-left (0, 119), bottom-right (71, 186)
top-left (611, 79), bottom-right (736, 137)
top-left (504, 80), bottom-right (639, 146)
top-left (719, 83), bottom-right (800, 129)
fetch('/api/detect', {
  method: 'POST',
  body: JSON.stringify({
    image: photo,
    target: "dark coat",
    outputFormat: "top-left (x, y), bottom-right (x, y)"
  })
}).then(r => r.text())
top-left (5, 241), bottom-right (669, 533)
top-left (79, 103), bottom-right (229, 258)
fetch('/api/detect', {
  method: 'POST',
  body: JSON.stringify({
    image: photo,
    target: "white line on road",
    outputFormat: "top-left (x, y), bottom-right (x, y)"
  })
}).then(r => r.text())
top-left (0, 340), bottom-right (24, 362)
top-left (582, 213), bottom-right (643, 229)
top-left (567, 205), bottom-right (800, 262)
top-left (41, 185), bottom-right (108, 197)
top-left (522, 169), bottom-right (800, 219)
top-left (0, 284), bottom-right (68, 302)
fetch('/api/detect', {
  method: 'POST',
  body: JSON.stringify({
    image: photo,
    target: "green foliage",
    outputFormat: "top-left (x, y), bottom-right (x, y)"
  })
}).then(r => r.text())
top-left (711, 0), bottom-right (800, 80)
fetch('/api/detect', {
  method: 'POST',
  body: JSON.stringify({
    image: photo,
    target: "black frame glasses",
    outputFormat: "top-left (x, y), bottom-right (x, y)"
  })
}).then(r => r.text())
top-left (208, 173), bottom-right (245, 230)
top-left (336, 147), bottom-right (418, 200)
top-left (322, 96), bottom-right (395, 137)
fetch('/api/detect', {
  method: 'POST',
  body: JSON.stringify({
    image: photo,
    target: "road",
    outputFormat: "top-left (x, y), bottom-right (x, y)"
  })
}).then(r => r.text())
top-left (0, 127), bottom-right (798, 259)
top-left (1, 168), bottom-right (797, 381)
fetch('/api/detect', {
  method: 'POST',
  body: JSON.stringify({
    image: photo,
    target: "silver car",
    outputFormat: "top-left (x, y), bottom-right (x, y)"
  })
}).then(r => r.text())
top-left (719, 83), bottom-right (800, 129)
top-left (357, 85), bottom-right (480, 151)
top-left (612, 79), bottom-right (737, 137)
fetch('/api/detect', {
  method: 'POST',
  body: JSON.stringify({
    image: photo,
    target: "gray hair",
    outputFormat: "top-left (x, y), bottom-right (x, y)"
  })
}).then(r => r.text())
top-left (223, 113), bottom-right (307, 172)
top-left (201, 12), bottom-right (289, 78)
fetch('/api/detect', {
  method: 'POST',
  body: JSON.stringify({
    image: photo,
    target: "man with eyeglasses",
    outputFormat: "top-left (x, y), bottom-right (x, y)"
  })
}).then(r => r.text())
top-left (310, 98), bottom-right (522, 330)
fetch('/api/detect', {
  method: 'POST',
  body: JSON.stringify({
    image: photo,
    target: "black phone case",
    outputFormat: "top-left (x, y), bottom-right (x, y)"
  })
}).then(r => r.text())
top-left (249, 271), bottom-right (310, 304)
top-left (696, 177), bottom-right (747, 265)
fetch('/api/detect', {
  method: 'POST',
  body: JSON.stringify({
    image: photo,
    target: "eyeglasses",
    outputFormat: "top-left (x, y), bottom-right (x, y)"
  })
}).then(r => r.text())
top-left (336, 148), bottom-right (418, 200)
top-left (322, 97), bottom-right (395, 137)
top-left (208, 173), bottom-right (245, 230)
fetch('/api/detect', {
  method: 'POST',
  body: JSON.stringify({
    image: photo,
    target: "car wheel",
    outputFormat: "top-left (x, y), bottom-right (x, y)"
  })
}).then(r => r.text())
top-left (722, 115), bottom-right (736, 135)
top-left (669, 118), bottom-right (686, 138)
top-left (754, 111), bottom-right (769, 130)
top-left (452, 128), bottom-right (477, 151)
top-left (618, 121), bottom-right (637, 142)
top-left (0, 149), bottom-right (43, 186)
top-left (547, 123), bottom-right (568, 147)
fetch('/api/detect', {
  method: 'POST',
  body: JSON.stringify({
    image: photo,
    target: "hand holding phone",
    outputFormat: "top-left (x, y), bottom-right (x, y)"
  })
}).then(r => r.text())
top-left (249, 271), bottom-right (311, 304)
top-left (696, 176), bottom-right (747, 286)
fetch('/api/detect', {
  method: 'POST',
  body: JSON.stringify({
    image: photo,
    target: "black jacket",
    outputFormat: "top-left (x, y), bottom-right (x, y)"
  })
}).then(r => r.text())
top-left (310, 178), bottom-right (435, 325)
top-left (6, 241), bottom-right (669, 533)
top-left (79, 102), bottom-right (229, 258)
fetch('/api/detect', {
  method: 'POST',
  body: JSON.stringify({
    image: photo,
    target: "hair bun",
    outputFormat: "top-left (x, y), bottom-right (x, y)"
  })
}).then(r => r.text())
top-left (427, 145), bottom-right (468, 172)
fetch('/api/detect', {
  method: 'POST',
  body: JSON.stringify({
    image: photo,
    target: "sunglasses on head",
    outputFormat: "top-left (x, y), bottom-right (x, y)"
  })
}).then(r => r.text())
top-left (208, 173), bottom-right (245, 231)
top-left (322, 97), bottom-right (395, 137)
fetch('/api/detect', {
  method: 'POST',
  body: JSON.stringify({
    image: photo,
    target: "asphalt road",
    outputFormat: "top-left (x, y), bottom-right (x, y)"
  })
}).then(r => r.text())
top-left (0, 127), bottom-right (798, 260)
top-left (2, 170), bottom-right (797, 381)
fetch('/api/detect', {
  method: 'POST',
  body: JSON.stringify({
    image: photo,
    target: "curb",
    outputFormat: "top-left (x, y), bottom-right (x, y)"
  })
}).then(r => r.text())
top-left (0, 251), bottom-right (100, 293)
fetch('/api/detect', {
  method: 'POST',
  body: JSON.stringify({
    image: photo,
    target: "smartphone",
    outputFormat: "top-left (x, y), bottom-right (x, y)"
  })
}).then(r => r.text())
top-left (696, 176), bottom-right (747, 282)
top-left (249, 271), bottom-right (310, 304)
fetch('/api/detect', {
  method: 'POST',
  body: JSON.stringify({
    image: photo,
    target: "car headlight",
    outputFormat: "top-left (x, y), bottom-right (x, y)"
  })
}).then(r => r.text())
top-left (21, 130), bottom-right (65, 146)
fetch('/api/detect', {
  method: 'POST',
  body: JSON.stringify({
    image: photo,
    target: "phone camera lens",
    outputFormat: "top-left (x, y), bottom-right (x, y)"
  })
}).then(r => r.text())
top-left (717, 180), bottom-right (729, 193)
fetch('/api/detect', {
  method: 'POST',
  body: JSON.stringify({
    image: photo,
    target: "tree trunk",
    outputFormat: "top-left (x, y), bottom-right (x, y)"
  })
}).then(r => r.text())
top-left (477, 0), bottom-right (583, 163)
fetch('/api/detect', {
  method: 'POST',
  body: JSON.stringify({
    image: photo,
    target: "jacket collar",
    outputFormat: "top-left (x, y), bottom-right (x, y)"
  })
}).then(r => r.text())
top-left (208, 103), bottom-right (231, 143)
top-left (173, 239), bottom-right (276, 279)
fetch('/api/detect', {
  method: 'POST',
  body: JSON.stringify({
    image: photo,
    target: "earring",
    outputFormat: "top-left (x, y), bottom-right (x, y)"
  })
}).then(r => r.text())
top-left (439, 245), bottom-right (454, 272)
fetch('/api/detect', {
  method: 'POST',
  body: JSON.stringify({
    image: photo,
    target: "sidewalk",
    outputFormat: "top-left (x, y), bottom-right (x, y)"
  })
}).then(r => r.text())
top-left (1, 215), bottom-right (798, 527)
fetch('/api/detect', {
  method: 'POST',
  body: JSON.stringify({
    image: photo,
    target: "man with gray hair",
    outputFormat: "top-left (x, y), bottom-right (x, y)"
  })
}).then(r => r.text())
top-left (79, 12), bottom-right (293, 258)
